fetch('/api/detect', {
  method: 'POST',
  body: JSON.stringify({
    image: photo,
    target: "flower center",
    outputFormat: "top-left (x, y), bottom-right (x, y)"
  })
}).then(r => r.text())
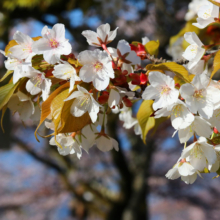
top-left (23, 45), bottom-right (32, 53)
top-left (33, 74), bottom-right (44, 87)
top-left (160, 85), bottom-right (171, 95)
top-left (49, 39), bottom-right (59, 48)
top-left (79, 94), bottom-right (91, 107)
top-left (202, 9), bottom-right (211, 19)
top-left (93, 61), bottom-right (103, 72)
top-left (190, 144), bottom-right (203, 159)
top-left (188, 44), bottom-right (198, 54)
top-left (172, 105), bottom-right (183, 118)
top-left (193, 89), bottom-right (204, 100)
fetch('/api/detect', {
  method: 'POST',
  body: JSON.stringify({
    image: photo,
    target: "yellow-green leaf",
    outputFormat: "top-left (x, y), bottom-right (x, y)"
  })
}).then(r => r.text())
top-left (211, 50), bottom-right (220, 79)
top-left (137, 100), bottom-right (154, 144)
top-left (58, 97), bottom-right (91, 133)
top-left (50, 88), bottom-right (69, 133)
top-left (152, 117), bottom-right (168, 135)
top-left (208, 0), bottom-right (220, 7)
top-left (145, 40), bottom-right (160, 56)
top-left (0, 70), bottom-right (13, 82)
top-left (146, 62), bottom-right (191, 83)
top-left (35, 82), bottom-right (70, 141)
top-left (1, 106), bottom-right (7, 132)
top-left (0, 81), bottom-right (21, 110)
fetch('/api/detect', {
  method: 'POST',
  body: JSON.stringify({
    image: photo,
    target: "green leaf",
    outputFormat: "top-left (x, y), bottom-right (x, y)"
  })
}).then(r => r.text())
top-left (145, 40), bottom-right (160, 56)
top-left (1, 106), bottom-right (7, 132)
top-left (0, 70), bottom-right (13, 82)
top-left (152, 117), bottom-right (168, 135)
top-left (210, 136), bottom-right (220, 145)
top-left (0, 81), bottom-right (20, 110)
top-left (210, 50), bottom-right (220, 79)
top-left (137, 100), bottom-right (155, 144)
top-left (146, 62), bottom-right (191, 83)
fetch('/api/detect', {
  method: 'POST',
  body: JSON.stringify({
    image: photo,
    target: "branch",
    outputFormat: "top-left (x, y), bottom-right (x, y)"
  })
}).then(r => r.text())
top-left (11, 136), bottom-right (65, 173)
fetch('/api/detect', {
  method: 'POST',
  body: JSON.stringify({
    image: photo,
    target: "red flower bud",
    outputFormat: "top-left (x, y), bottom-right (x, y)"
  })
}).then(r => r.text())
top-left (140, 73), bottom-right (148, 85)
top-left (112, 61), bottom-right (117, 69)
top-left (129, 73), bottom-right (140, 85)
top-left (214, 127), bottom-right (219, 134)
top-left (122, 97), bottom-right (132, 107)
top-left (45, 68), bottom-right (54, 77)
top-left (130, 43), bottom-right (147, 60)
top-left (98, 91), bottom-right (109, 104)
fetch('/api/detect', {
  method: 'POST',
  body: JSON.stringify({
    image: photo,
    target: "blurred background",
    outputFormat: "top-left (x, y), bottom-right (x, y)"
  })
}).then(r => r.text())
top-left (0, 0), bottom-right (220, 219)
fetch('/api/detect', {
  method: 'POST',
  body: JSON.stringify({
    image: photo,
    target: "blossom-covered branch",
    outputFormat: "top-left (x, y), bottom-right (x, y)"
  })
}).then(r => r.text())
top-left (1, 0), bottom-right (220, 185)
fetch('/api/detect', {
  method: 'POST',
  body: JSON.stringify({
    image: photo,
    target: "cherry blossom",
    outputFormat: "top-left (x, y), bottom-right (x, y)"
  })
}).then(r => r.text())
top-left (182, 32), bottom-right (205, 70)
top-left (7, 91), bottom-right (35, 121)
top-left (193, 2), bottom-right (219, 29)
top-left (25, 67), bottom-right (52, 101)
top-left (155, 100), bottom-right (195, 130)
top-left (181, 137), bottom-right (217, 171)
top-left (180, 73), bottom-right (220, 119)
top-left (52, 63), bottom-right (81, 92)
top-left (82, 23), bottom-right (118, 47)
top-left (166, 158), bottom-right (200, 184)
top-left (49, 134), bottom-right (82, 159)
top-left (64, 85), bottom-right (100, 123)
top-left (78, 49), bottom-right (114, 91)
top-left (175, 116), bottom-right (212, 144)
top-left (95, 133), bottom-right (119, 152)
top-left (10, 31), bottom-right (36, 62)
top-left (32, 23), bottom-right (72, 64)
top-left (142, 71), bottom-right (179, 111)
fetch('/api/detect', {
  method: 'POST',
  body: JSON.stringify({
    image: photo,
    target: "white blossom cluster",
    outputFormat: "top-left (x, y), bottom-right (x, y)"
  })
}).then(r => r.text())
top-left (143, 0), bottom-right (220, 183)
top-left (2, 2), bottom-right (220, 184)
top-left (2, 23), bottom-right (142, 160)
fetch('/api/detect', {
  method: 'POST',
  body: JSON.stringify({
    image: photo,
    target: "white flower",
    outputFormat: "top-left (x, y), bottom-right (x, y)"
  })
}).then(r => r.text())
top-left (176, 116), bottom-right (212, 143)
top-left (32, 23), bottom-right (72, 64)
top-left (95, 134), bottom-right (119, 152)
top-left (182, 32), bottom-right (205, 70)
top-left (193, 2), bottom-right (219, 29)
top-left (78, 124), bottom-right (98, 152)
top-left (208, 109), bottom-right (220, 131)
top-left (108, 40), bottom-right (141, 65)
top-left (142, 36), bottom-right (150, 45)
top-left (166, 37), bottom-right (184, 60)
top-left (185, 0), bottom-right (208, 21)
top-left (142, 71), bottom-right (179, 111)
top-left (166, 158), bottom-right (199, 184)
top-left (78, 49), bottom-right (114, 91)
top-left (64, 85), bottom-right (100, 123)
top-left (7, 91), bottom-right (34, 121)
top-left (25, 67), bottom-right (52, 101)
top-left (9, 31), bottom-right (36, 62)
top-left (108, 86), bottom-right (134, 108)
top-left (208, 151), bottom-right (220, 173)
top-left (155, 100), bottom-right (195, 130)
top-left (49, 134), bottom-right (82, 159)
top-left (3, 55), bottom-right (30, 84)
top-left (82, 23), bottom-right (118, 47)
top-left (209, 80), bottom-right (220, 109)
top-left (52, 63), bottom-right (81, 92)
top-left (185, 60), bottom-right (205, 75)
top-left (30, 105), bottom-right (41, 124)
top-left (180, 73), bottom-right (220, 119)
top-left (181, 137), bottom-right (216, 171)
top-left (119, 107), bottom-right (142, 136)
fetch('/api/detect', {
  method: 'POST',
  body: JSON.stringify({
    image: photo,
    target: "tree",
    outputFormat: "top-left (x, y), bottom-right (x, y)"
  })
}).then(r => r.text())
top-left (1, 0), bottom-right (220, 220)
